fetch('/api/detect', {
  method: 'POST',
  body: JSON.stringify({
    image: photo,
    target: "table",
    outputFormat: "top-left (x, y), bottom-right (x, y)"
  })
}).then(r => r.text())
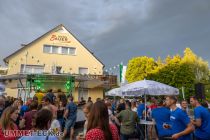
top-left (139, 120), bottom-right (156, 140)
top-left (139, 120), bottom-right (156, 125)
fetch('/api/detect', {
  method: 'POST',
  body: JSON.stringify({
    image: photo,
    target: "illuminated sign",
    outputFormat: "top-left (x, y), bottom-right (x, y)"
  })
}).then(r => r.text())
top-left (50, 34), bottom-right (71, 43)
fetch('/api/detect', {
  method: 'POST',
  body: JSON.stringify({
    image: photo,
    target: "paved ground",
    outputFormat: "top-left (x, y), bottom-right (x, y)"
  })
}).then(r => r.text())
top-left (64, 121), bottom-right (84, 140)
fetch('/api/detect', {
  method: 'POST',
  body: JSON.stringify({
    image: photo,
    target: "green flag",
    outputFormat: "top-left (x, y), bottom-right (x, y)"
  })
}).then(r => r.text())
top-left (120, 63), bottom-right (123, 83)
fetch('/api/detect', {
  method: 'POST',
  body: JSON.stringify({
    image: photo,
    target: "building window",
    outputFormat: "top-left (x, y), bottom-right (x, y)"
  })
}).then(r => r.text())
top-left (61, 47), bottom-right (68, 55)
top-left (43, 45), bottom-right (76, 55)
top-left (20, 64), bottom-right (44, 74)
top-left (79, 67), bottom-right (88, 75)
top-left (69, 48), bottom-right (76, 55)
top-left (61, 47), bottom-right (76, 55)
top-left (52, 46), bottom-right (59, 54)
top-left (43, 45), bottom-right (51, 53)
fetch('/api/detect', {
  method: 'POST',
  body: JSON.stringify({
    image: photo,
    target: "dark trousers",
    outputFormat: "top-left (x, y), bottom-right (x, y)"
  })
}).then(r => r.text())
top-left (58, 118), bottom-right (65, 131)
top-left (158, 136), bottom-right (172, 140)
top-left (120, 133), bottom-right (133, 140)
top-left (195, 137), bottom-right (209, 140)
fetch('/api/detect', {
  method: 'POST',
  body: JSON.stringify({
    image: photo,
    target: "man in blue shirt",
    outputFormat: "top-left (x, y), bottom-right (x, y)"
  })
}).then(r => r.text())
top-left (137, 99), bottom-right (145, 119)
top-left (63, 96), bottom-right (77, 139)
top-left (190, 96), bottom-right (210, 140)
top-left (180, 100), bottom-right (189, 115)
top-left (165, 96), bottom-right (194, 140)
top-left (152, 100), bottom-right (172, 139)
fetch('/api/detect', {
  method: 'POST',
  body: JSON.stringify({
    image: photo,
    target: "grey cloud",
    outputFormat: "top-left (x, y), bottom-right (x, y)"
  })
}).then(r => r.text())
top-left (0, 0), bottom-right (210, 72)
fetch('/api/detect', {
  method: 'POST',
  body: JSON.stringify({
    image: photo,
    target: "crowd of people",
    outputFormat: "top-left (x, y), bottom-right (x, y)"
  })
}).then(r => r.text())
top-left (0, 90), bottom-right (210, 140)
top-left (0, 89), bottom-right (78, 140)
top-left (77, 96), bottom-right (210, 140)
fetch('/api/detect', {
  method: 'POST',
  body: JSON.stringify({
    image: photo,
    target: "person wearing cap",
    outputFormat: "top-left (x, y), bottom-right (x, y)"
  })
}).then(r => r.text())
top-left (164, 96), bottom-right (194, 140)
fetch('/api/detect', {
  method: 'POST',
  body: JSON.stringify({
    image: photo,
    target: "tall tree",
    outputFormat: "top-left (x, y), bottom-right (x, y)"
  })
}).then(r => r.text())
top-left (147, 54), bottom-right (195, 99)
top-left (125, 48), bottom-right (209, 100)
top-left (126, 56), bottom-right (157, 83)
top-left (182, 48), bottom-right (209, 83)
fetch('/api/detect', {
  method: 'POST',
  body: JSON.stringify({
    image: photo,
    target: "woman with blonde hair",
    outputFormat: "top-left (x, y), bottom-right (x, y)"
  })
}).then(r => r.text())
top-left (0, 106), bottom-right (19, 140)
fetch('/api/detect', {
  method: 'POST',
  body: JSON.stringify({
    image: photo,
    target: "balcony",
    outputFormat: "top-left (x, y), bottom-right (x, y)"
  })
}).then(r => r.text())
top-left (72, 74), bottom-right (117, 88)
top-left (0, 73), bottom-right (118, 90)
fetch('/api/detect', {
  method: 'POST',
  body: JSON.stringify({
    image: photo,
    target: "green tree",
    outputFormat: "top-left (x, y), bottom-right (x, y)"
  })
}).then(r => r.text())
top-left (182, 48), bottom-right (209, 83)
top-left (156, 56), bottom-right (164, 70)
top-left (126, 56), bottom-right (157, 83)
top-left (125, 48), bottom-right (209, 100)
top-left (147, 54), bottom-right (195, 99)
top-left (165, 55), bottom-right (172, 64)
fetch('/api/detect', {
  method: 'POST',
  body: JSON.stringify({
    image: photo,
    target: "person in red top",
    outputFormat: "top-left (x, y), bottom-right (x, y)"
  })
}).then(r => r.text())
top-left (19, 101), bottom-right (38, 130)
top-left (0, 106), bottom-right (19, 140)
top-left (85, 101), bottom-right (120, 140)
top-left (149, 98), bottom-right (158, 110)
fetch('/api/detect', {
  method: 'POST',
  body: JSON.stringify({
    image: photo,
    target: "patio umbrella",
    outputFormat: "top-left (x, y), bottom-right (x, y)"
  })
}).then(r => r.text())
top-left (121, 79), bottom-right (179, 139)
top-left (121, 79), bottom-right (179, 120)
top-left (105, 87), bottom-right (122, 97)
top-left (121, 79), bottom-right (179, 96)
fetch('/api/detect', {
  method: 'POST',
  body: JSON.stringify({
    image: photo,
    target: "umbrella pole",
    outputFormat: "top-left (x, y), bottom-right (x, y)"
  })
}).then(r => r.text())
top-left (144, 93), bottom-right (147, 139)
top-left (145, 93), bottom-right (146, 121)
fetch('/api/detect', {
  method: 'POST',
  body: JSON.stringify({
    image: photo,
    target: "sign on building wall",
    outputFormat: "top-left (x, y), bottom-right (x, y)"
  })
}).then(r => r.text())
top-left (50, 34), bottom-right (71, 43)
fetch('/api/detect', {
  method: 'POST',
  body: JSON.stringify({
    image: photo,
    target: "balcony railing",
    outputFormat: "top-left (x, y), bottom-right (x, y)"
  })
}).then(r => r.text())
top-left (73, 74), bottom-right (117, 88)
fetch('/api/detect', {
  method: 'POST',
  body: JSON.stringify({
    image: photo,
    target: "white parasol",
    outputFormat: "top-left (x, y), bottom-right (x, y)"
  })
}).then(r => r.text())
top-left (105, 87), bottom-right (122, 97)
top-left (121, 79), bottom-right (179, 96)
top-left (121, 79), bottom-right (179, 139)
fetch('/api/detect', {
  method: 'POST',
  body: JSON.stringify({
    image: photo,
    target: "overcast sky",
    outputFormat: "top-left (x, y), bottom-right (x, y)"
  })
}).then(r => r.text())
top-left (0, 0), bottom-right (210, 70)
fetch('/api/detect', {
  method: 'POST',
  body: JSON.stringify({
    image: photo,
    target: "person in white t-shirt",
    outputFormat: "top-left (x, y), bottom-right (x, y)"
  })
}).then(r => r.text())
top-left (49, 119), bottom-right (61, 133)
top-left (43, 105), bottom-right (61, 132)
top-left (131, 100), bottom-right (137, 112)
